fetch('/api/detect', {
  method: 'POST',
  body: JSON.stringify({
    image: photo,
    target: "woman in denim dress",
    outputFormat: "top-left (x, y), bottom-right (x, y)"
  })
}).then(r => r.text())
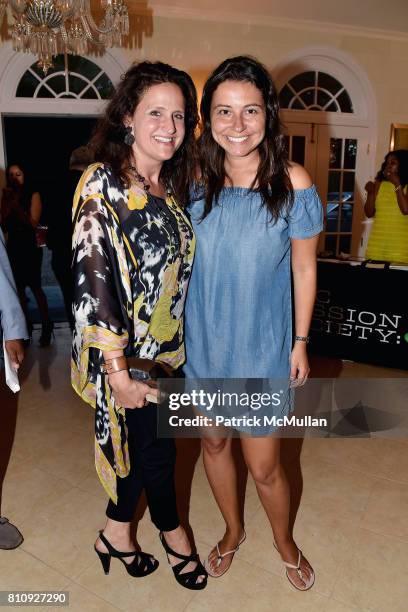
top-left (184, 56), bottom-right (323, 590)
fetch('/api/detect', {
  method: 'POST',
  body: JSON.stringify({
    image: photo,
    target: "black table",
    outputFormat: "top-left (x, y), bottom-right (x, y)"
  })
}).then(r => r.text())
top-left (309, 260), bottom-right (408, 370)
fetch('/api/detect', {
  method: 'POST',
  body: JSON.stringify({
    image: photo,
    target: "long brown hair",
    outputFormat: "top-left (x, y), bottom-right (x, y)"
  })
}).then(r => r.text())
top-left (89, 61), bottom-right (198, 207)
top-left (199, 56), bottom-right (293, 220)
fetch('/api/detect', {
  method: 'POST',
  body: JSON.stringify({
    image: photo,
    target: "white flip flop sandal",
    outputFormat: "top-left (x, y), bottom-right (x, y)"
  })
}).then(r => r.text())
top-left (281, 548), bottom-right (315, 591)
top-left (204, 531), bottom-right (246, 578)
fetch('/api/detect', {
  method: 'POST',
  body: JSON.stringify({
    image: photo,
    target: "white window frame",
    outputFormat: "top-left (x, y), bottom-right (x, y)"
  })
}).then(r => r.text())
top-left (273, 46), bottom-right (377, 132)
top-left (18, 56), bottom-right (113, 100)
top-left (273, 46), bottom-right (378, 257)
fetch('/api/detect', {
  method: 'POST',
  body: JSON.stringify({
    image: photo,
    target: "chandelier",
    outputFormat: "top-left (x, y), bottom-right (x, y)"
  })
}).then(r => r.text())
top-left (0, 1), bottom-right (129, 73)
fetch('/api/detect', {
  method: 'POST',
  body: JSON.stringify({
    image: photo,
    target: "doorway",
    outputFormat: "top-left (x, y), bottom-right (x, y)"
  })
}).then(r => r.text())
top-left (275, 48), bottom-right (377, 259)
top-left (2, 115), bottom-right (97, 323)
top-left (3, 114), bottom-right (97, 216)
top-left (284, 122), bottom-right (370, 258)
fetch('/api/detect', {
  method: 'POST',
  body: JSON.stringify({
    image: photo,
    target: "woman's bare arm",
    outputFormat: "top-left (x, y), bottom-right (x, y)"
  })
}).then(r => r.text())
top-left (29, 192), bottom-right (42, 227)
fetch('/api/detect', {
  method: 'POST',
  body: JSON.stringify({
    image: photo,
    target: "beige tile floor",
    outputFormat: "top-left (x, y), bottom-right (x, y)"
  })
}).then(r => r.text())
top-left (0, 326), bottom-right (407, 612)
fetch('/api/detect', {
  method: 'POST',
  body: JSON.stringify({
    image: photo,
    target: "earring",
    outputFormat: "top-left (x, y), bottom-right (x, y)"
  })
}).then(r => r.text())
top-left (124, 126), bottom-right (135, 146)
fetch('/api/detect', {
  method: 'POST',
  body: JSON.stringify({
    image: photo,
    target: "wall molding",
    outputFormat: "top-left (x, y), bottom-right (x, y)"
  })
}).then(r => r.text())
top-left (151, 5), bottom-right (408, 43)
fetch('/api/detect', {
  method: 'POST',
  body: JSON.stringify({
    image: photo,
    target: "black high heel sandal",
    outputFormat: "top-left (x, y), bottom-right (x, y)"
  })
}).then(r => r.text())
top-left (94, 531), bottom-right (159, 577)
top-left (159, 531), bottom-right (207, 590)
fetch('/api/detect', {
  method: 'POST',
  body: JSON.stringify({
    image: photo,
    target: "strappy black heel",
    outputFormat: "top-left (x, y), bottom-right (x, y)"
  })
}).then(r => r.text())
top-left (159, 531), bottom-right (207, 590)
top-left (94, 531), bottom-right (159, 577)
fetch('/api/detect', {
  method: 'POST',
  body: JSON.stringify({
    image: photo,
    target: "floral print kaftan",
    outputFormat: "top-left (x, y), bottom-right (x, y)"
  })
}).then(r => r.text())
top-left (71, 163), bottom-right (195, 502)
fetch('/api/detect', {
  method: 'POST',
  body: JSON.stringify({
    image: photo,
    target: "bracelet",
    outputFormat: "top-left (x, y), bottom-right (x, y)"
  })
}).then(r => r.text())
top-left (101, 355), bottom-right (128, 375)
top-left (394, 184), bottom-right (402, 192)
top-left (295, 335), bottom-right (310, 343)
top-left (106, 368), bottom-right (128, 375)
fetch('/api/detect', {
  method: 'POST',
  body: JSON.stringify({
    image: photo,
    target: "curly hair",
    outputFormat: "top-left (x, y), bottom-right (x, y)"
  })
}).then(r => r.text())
top-left (89, 61), bottom-right (198, 207)
top-left (376, 149), bottom-right (408, 188)
top-left (198, 55), bottom-right (293, 221)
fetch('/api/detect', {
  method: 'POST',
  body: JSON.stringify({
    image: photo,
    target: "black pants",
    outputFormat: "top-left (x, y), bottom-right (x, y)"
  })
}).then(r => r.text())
top-left (106, 403), bottom-right (180, 531)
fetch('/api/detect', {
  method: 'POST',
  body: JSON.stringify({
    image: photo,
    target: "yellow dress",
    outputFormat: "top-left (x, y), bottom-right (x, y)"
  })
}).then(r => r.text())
top-left (366, 181), bottom-right (408, 263)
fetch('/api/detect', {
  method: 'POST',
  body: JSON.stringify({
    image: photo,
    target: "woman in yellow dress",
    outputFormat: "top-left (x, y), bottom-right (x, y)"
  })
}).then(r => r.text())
top-left (365, 150), bottom-right (408, 263)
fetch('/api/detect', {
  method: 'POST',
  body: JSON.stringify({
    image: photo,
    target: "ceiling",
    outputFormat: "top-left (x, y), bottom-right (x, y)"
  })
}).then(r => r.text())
top-left (149, 0), bottom-right (408, 33)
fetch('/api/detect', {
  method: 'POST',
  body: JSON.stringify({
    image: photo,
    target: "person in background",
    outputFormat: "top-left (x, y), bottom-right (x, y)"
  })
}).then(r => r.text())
top-left (47, 146), bottom-right (94, 330)
top-left (0, 163), bottom-right (53, 346)
top-left (365, 149), bottom-right (408, 263)
top-left (0, 228), bottom-right (28, 549)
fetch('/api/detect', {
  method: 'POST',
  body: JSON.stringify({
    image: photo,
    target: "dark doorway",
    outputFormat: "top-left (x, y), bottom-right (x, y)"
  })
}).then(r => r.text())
top-left (2, 115), bottom-right (97, 322)
top-left (3, 114), bottom-right (97, 219)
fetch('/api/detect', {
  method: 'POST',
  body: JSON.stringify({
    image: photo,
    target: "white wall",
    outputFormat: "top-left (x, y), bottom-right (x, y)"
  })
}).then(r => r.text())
top-left (120, 11), bottom-right (408, 171)
top-left (2, 8), bottom-right (408, 173)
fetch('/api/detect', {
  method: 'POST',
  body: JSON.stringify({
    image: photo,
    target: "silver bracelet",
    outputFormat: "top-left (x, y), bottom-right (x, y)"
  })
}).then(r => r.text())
top-left (394, 184), bottom-right (402, 192)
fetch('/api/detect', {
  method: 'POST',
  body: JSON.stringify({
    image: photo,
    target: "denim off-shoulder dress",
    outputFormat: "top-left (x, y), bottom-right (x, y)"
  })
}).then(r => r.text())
top-left (183, 185), bottom-right (323, 433)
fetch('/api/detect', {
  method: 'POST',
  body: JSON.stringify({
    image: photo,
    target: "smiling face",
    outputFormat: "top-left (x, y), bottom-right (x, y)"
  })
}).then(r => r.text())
top-left (384, 154), bottom-right (399, 176)
top-left (8, 165), bottom-right (24, 186)
top-left (125, 82), bottom-right (186, 168)
top-left (210, 80), bottom-right (266, 161)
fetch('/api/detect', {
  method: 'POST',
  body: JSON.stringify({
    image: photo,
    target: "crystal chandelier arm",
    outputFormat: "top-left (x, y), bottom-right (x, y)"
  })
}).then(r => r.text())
top-left (80, 13), bottom-right (105, 46)
top-left (80, 0), bottom-right (125, 36)
top-left (59, 23), bottom-right (68, 46)
top-left (6, 0), bottom-right (129, 73)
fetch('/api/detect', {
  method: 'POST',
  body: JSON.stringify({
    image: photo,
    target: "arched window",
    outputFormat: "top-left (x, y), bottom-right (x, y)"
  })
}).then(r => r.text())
top-left (16, 54), bottom-right (114, 100)
top-left (279, 71), bottom-right (353, 113)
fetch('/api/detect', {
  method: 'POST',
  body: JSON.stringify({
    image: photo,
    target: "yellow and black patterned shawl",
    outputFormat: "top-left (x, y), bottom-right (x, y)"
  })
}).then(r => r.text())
top-left (71, 163), bottom-right (195, 502)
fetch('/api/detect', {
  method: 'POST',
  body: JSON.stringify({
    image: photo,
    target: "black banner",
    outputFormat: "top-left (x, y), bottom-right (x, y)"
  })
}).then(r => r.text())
top-left (309, 261), bottom-right (408, 370)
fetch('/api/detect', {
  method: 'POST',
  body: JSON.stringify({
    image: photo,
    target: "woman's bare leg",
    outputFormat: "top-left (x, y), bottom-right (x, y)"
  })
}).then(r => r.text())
top-left (240, 436), bottom-right (313, 588)
top-left (31, 286), bottom-right (50, 322)
top-left (202, 434), bottom-right (245, 574)
top-left (95, 518), bottom-right (136, 563)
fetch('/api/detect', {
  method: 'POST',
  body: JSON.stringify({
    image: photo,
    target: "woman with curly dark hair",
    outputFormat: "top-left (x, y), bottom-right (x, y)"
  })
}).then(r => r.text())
top-left (365, 149), bottom-right (408, 262)
top-left (71, 61), bottom-right (207, 590)
top-left (184, 56), bottom-right (323, 589)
